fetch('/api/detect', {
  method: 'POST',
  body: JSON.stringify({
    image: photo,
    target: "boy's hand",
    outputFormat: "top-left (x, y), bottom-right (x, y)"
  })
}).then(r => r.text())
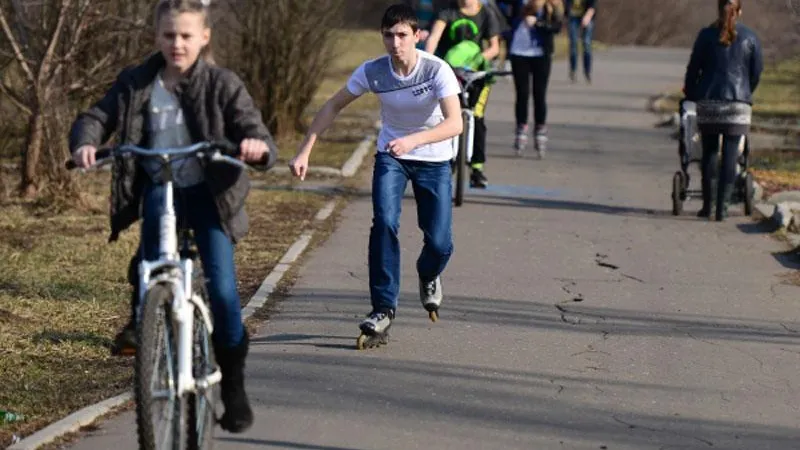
top-left (239, 138), bottom-right (268, 163)
top-left (386, 136), bottom-right (418, 157)
top-left (73, 145), bottom-right (97, 168)
top-left (289, 152), bottom-right (310, 181)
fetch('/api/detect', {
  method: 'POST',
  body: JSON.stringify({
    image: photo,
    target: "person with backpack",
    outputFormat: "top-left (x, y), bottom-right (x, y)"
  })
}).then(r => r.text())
top-left (425, 0), bottom-right (501, 189)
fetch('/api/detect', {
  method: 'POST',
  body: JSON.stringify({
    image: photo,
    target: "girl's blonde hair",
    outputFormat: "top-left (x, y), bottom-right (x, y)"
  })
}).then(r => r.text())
top-left (154, 0), bottom-right (215, 64)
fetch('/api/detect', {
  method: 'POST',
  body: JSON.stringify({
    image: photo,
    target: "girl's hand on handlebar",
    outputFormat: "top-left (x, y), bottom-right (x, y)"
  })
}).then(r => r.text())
top-left (239, 138), bottom-right (268, 163)
top-left (73, 145), bottom-right (97, 169)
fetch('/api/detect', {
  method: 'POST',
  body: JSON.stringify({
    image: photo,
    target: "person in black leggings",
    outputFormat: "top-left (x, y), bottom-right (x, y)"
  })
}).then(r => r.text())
top-left (506, 0), bottom-right (563, 158)
top-left (684, 0), bottom-right (762, 221)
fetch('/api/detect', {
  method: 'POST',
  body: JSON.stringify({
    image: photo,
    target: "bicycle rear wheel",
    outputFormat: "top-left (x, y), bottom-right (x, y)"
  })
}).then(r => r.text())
top-left (454, 111), bottom-right (469, 207)
top-left (188, 274), bottom-right (218, 450)
top-left (135, 282), bottom-right (187, 450)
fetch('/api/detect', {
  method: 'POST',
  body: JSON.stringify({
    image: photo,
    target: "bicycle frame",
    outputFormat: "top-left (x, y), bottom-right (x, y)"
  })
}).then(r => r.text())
top-left (450, 69), bottom-right (510, 163)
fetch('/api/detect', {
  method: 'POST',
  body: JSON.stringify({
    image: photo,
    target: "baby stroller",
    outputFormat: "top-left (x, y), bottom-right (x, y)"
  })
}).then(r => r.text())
top-left (671, 99), bottom-right (755, 216)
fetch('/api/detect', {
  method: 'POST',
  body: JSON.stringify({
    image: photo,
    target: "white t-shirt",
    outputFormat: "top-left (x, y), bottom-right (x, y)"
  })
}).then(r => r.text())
top-left (346, 50), bottom-right (461, 162)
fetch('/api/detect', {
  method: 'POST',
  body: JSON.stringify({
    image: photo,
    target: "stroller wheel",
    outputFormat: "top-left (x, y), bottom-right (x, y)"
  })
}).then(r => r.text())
top-left (672, 171), bottom-right (685, 216)
top-left (744, 172), bottom-right (754, 216)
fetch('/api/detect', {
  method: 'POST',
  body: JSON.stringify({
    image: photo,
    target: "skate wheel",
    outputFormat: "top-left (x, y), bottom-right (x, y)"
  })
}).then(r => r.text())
top-left (428, 310), bottom-right (439, 322)
top-left (356, 334), bottom-right (367, 350)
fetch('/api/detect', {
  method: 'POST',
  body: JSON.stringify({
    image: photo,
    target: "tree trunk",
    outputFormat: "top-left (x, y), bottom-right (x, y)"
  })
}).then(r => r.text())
top-left (19, 106), bottom-right (44, 198)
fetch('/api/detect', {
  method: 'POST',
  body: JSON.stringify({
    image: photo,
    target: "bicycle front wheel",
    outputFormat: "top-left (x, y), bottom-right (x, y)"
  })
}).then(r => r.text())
top-left (135, 282), bottom-right (187, 450)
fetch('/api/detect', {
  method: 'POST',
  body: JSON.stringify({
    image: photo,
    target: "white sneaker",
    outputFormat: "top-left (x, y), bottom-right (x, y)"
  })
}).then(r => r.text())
top-left (419, 276), bottom-right (443, 312)
top-left (534, 131), bottom-right (548, 159)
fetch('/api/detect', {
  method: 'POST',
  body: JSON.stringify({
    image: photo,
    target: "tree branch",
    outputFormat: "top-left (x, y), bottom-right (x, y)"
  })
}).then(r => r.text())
top-left (0, 79), bottom-right (31, 115)
top-left (50, 0), bottom-right (92, 83)
top-left (37, 0), bottom-right (71, 87)
top-left (0, 6), bottom-right (36, 84)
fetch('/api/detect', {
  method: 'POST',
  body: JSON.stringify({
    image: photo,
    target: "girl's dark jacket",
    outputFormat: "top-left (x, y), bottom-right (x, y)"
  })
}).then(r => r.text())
top-left (69, 53), bottom-right (276, 243)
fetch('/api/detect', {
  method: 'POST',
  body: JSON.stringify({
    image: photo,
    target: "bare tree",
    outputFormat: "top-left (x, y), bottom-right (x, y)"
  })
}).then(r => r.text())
top-left (220, 0), bottom-right (346, 138)
top-left (0, 0), bottom-right (152, 198)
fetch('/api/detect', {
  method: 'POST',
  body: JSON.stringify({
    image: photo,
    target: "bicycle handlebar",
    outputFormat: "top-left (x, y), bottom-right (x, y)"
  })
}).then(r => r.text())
top-left (455, 68), bottom-right (513, 91)
top-left (65, 140), bottom-right (276, 172)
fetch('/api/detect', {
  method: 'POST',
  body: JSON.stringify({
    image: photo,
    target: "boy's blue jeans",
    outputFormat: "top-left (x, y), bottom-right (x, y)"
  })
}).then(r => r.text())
top-left (140, 182), bottom-right (244, 349)
top-left (568, 17), bottom-right (594, 76)
top-left (369, 153), bottom-right (453, 312)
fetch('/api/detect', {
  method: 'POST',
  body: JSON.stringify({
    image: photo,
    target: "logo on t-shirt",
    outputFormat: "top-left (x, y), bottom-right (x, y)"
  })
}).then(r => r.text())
top-left (412, 83), bottom-right (434, 97)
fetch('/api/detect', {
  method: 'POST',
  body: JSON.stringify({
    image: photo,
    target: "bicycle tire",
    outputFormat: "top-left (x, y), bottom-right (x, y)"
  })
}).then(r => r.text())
top-left (135, 282), bottom-right (187, 450)
top-left (454, 111), bottom-right (469, 207)
top-left (187, 272), bottom-right (217, 450)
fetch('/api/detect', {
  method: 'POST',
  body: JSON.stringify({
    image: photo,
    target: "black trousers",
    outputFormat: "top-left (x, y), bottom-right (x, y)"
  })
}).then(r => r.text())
top-left (510, 54), bottom-right (553, 128)
top-left (700, 133), bottom-right (743, 213)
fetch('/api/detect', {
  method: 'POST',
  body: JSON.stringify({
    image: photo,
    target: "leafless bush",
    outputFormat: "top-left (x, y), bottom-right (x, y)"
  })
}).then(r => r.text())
top-left (0, 0), bottom-right (152, 198)
top-left (219, 0), bottom-right (346, 138)
top-left (594, 0), bottom-right (799, 62)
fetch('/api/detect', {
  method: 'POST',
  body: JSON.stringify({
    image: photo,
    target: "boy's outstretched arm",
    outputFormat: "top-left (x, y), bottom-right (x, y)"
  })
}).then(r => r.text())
top-left (289, 86), bottom-right (360, 180)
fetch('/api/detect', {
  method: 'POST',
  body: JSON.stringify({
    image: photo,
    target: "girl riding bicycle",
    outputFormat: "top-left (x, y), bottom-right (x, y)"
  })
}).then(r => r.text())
top-left (69, 0), bottom-right (275, 434)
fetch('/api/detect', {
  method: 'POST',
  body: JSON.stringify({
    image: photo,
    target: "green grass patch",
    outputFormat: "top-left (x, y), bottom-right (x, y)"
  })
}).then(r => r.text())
top-left (752, 57), bottom-right (800, 119)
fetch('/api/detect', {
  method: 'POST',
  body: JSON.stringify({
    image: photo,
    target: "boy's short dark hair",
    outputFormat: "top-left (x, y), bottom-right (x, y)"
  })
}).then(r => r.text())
top-left (381, 4), bottom-right (419, 32)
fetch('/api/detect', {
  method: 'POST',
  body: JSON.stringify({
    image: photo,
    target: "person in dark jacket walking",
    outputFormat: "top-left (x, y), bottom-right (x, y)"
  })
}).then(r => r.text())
top-left (506, 0), bottom-right (564, 158)
top-left (69, 0), bottom-right (277, 433)
top-left (684, 0), bottom-right (763, 221)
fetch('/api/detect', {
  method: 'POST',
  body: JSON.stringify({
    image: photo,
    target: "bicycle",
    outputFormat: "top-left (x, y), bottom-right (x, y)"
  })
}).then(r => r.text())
top-left (66, 141), bottom-right (274, 449)
top-left (451, 67), bottom-right (512, 207)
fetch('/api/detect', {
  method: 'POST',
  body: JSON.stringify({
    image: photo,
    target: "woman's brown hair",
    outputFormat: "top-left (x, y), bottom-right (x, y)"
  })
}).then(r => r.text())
top-left (522, 0), bottom-right (563, 18)
top-left (717, 0), bottom-right (742, 46)
top-left (154, 0), bottom-right (215, 64)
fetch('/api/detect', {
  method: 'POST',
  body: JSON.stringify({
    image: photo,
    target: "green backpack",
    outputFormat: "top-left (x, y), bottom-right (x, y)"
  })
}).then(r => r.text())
top-left (443, 40), bottom-right (489, 72)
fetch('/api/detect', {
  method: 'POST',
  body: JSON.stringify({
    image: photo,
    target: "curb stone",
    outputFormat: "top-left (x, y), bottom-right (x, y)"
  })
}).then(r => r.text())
top-left (8, 126), bottom-right (375, 450)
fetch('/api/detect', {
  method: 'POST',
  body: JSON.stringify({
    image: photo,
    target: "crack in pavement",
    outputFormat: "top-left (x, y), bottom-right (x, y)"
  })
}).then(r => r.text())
top-left (621, 273), bottom-right (645, 283)
top-left (348, 271), bottom-right (367, 282)
top-left (612, 416), bottom-right (715, 447)
top-left (571, 345), bottom-right (612, 357)
top-left (780, 323), bottom-right (799, 333)
top-left (549, 379), bottom-right (566, 395)
top-left (593, 252), bottom-right (647, 283)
